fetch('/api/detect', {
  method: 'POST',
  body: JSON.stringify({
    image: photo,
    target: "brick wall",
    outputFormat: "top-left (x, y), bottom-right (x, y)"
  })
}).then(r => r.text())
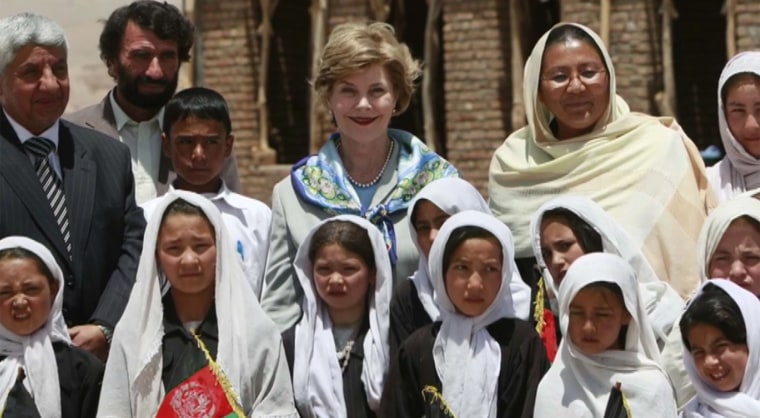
top-left (736, 0), bottom-right (760, 52)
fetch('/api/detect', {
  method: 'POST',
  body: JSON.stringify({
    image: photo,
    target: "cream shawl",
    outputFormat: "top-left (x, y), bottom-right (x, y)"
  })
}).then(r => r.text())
top-left (406, 177), bottom-right (492, 320)
top-left (707, 51), bottom-right (760, 203)
top-left (97, 190), bottom-right (297, 418)
top-left (530, 195), bottom-right (684, 344)
top-left (0, 236), bottom-right (70, 418)
top-left (488, 22), bottom-right (714, 298)
top-left (534, 253), bottom-right (677, 418)
top-left (428, 210), bottom-right (532, 418)
top-left (292, 214), bottom-right (392, 417)
top-left (681, 279), bottom-right (760, 417)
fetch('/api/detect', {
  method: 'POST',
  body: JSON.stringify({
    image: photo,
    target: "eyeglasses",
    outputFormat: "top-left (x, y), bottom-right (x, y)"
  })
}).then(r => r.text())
top-left (540, 68), bottom-right (607, 89)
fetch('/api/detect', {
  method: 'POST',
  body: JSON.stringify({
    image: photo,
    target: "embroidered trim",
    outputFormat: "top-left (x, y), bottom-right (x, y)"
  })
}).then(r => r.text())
top-left (421, 385), bottom-right (457, 418)
top-left (191, 329), bottom-right (245, 417)
top-left (534, 276), bottom-right (546, 335)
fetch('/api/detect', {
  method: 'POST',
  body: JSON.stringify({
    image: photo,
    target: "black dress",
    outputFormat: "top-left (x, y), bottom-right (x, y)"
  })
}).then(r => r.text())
top-left (282, 318), bottom-right (376, 418)
top-left (161, 295), bottom-right (218, 393)
top-left (389, 278), bottom-right (433, 356)
top-left (1, 342), bottom-right (104, 418)
top-left (379, 318), bottom-right (551, 418)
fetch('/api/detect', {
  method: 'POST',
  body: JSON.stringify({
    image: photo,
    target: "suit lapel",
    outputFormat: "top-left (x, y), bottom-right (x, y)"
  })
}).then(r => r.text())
top-left (0, 112), bottom-right (71, 263)
top-left (59, 121), bottom-right (95, 263)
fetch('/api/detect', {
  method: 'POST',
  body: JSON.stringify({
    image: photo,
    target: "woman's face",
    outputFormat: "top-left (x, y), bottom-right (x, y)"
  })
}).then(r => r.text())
top-left (724, 75), bottom-right (760, 158)
top-left (708, 218), bottom-right (760, 296)
top-left (312, 243), bottom-right (373, 323)
top-left (445, 237), bottom-right (503, 317)
top-left (328, 63), bottom-right (397, 146)
top-left (539, 39), bottom-right (610, 140)
top-left (687, 323), bottom-right (748, 392)
top-left (412, 200), bottom-right (450, 259)
top-left (567, 286), bottom-right (630, 355)
top-left (0, 257), bottom-right (57, 336)
top-left (540, 218), bottom-right (586, 287)
top-left (157, 213), bottom-right (217, 298)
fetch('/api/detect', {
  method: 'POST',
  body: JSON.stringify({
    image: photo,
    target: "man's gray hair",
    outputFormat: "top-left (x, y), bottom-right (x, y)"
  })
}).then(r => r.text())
top-left (0, 12), bottom-right (68, 76)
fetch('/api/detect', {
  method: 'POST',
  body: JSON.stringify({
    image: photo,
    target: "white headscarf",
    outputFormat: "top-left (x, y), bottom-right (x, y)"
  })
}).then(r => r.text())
top-left (681, 279), bottom-right (760, 417)
top-left (98, 190), bottom-right (296, 417)
top-left (406, 177), bottom-right (491, 320)
top-left (696, 195), bottom-right (760, 282)
top-left (708, 51), bottom-right (760, 202)
top-left (292, 214), bottom-right (392, 417)
top-left (0, 236), bottom-right (70, 418)
top-left (530, 195), bottom-right (684, 343)
top-left (535, 253), bottom-right (677, 418)
top-left (428, 210), bottom-right (531, 418)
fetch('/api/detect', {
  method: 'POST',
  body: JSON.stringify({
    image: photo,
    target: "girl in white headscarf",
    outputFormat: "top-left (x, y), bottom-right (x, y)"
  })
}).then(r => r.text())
top-left (707, 51), bottom-right (760, 203)
top-left (281, 215), bottom-right (392, 418)
top-left (0, 236), bottom-right (103, 418)
top-left (97, 190), bottom-right (297, 417)
top-left (680, 279), bottom-right (760, 417)
top-left (531, 195), bottom-right (685, 348)
top-left (381, 210), bottom-right (547, 418)
top-left (662, 195), bottom-right (760, 410)
top-left (534, 252), bottom-right (677, 418)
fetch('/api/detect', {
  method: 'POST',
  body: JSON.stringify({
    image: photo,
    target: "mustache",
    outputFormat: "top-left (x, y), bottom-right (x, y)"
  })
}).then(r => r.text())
top-left (137, 76), bottom-right (172, 87)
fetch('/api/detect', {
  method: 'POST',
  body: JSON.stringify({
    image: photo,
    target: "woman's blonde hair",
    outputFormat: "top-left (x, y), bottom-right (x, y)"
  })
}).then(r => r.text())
top-left (314, 21), bottom-right (421, 114)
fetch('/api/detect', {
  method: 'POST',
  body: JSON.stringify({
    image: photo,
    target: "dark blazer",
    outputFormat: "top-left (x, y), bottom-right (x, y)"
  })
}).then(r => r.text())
top-left (65, 92), bottom-right (241, 191)
top-left (0, 110), bottom-right (145, 328)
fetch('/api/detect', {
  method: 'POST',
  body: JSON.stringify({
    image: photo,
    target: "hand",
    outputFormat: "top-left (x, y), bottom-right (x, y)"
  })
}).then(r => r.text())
top-left (69, 325), bottom-right (108, 361)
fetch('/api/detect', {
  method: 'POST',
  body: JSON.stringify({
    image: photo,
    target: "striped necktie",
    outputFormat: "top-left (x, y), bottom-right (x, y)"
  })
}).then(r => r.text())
top-left (23, 137), bottom-right (72, 256)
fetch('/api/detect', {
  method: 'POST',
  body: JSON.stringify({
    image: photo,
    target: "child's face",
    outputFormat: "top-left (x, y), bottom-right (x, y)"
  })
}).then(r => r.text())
top-left (312, 244), bottom-right (373, 319)
top-left (445, 237), bottom-right (503, 317)
top-left (687, 323), bottom-right (748, 392)
top-left (724, 75), bottom-right (760, 158)
top-left (157, 213), bottom-right (217, 298)
top-left (412, 200), bottom-right (450, 259)
top-left (709, 218), bottom-right (760, 296)
top-left (0, 258), bottom-right (57, 336)
top-left (540, 218), bottom-right (586, 287)
top-left (162, 116), bottom-right (233, 194)
top-left (568, 286), bottom-right (630, 355)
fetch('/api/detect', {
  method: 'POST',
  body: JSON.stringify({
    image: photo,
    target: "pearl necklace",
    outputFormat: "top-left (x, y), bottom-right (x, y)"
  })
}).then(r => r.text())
top-left (339, 139), bottom-right (394, 188)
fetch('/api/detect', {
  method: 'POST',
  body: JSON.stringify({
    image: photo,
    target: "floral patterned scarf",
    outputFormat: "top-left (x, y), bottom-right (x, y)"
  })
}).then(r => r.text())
top-left (291, 129), bottom-right (459, 264)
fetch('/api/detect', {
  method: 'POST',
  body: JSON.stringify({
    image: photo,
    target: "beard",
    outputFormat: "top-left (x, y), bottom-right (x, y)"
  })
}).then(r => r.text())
top-left (115, 63), bottom-right (178, 111)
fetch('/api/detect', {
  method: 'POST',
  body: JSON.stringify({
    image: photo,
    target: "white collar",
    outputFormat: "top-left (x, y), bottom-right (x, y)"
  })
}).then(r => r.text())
top-left (4, 109), bottom-right (60, 148)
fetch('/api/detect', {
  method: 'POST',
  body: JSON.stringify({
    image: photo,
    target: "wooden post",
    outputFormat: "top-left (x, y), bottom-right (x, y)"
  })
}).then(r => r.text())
top-left (509, 0), bottom-right (525, 129)
top-left (659, 0), bottom-right (678, 116)
top-left (369, 0), bottom-right (390, 22)
top-left (600, 0), bottom-right (611, 47)
top-left (422, 0), bottom-right (442, 153)
top-left (256, 0), bottom-right (280, 153)
top-left (309, 0), bottom-right (328, 154)
top-left (726, 0), bottom-right (737, 58)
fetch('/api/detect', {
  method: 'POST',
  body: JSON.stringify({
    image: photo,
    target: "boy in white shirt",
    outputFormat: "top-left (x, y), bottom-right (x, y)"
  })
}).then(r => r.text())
top-left (142, 87), bottom-right (271, 297)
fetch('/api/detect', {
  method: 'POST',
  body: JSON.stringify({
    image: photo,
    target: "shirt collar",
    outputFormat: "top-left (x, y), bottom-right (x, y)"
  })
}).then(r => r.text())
top-left (108, 89), bottom-right (164, 131)
top-left (3, 109), bottom-right (60, 149)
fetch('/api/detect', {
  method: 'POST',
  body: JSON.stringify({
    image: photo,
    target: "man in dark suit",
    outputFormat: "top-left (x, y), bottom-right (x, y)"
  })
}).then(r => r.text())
top-left (0, 12), bottom-right (145, 360)
top-left (67, 0), bottom-right (240, 204)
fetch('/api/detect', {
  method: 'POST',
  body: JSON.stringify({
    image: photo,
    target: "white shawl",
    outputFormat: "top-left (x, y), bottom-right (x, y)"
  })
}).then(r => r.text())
top-left (292, 214), bottom-right (392, 417)
top-left (0, 236), bottom-right (70, 418)
top-left (682, 279), bottom-right (760, 417)
top-left (488, 22), bottom-right (714, 298)
top-left (406, 177), bottom-right (491, 320)
top-left (535, 253), bottom-right (677, 418)
top-left (707, 51), bottom-right (760, 203)
top-left (530, 195), bottom-right (684, 344)
top-left (97, 190), bottom-right (297, 418)
top-left (428, 210), bottom-right (532, 418)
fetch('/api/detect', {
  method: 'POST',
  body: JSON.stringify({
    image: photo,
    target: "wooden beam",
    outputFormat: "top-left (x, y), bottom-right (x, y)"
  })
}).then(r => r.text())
top-left (369, 0), bottom-right (391, 22)
top-left (422, 0), bottom-right (443, 153)
top-left (600, 0), bottom-right (611, 47)
top-left (726, 0), bottom-right (737, 58)
top-left (309, 0), bottom-right (328, 154)
top-left (659, 0), bottom-right (678, 116)
top-left (256, 0), bottom-right (279, 153)
top-left (509, 0), bottom-right (525, 129)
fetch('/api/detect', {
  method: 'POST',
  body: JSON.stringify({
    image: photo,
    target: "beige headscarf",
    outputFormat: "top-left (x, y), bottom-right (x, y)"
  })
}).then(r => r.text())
top-left (0, 236), bottom-right (70, 418)
top-left (488, 21), bottom-right (714, 298)
top-left (98, 190), bottom-right (297, 418)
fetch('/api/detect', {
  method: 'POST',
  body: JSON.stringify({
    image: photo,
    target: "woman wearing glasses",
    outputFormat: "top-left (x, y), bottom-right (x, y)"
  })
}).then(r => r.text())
top-left (488, 22), bottom-right (714, 300)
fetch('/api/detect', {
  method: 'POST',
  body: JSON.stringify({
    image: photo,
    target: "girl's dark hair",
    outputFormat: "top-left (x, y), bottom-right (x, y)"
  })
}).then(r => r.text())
top-left (0, 247), bottom-right (56, 285)
top-left (542, 208), bottom-right (604, 253)
top-left (580, 282), bottom-right (629, 349)
top-left (680, 283), bottom-right (747, 351)
top-left (308, 220), bottom-right (376, 272)
top-left (442, 226), bottom-right (502, 273)
top-left (721, 72), bottom-right (760, 105)
top-left (543, 24), bottom-right (608, 72)
top-left (160, 198), bottom-right (213, 234)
